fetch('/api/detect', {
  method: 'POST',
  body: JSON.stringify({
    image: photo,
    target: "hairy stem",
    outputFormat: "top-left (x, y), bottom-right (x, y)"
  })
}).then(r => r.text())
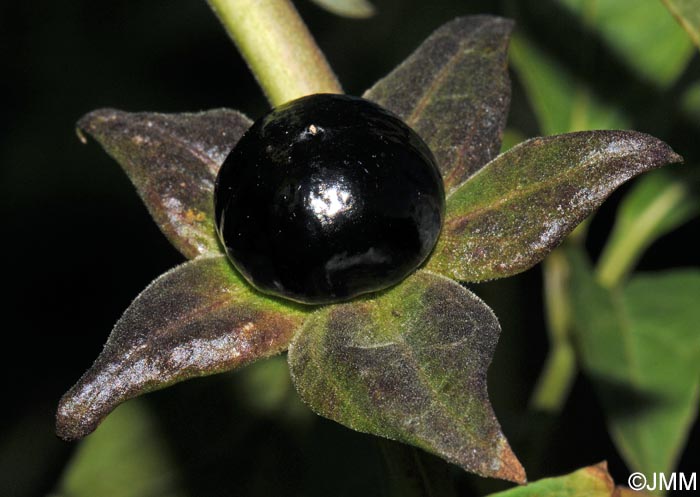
top-left (207, 0), bottom-right (342, 106)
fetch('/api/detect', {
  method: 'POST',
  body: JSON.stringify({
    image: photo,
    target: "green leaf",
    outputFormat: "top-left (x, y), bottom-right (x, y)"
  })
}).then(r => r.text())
top-left (500, 128), bottom-right (527, 153)
top-left (55, 400), bottom-right (186, 497)
top-left (234, 355), bottom-right (312, 422)
top-left (288, 270), bottom-right (526, 483)
top-left (56, 256), bottom-right (308, 441)
top-left (487, 462), bottom-right (636, 497)
top-left (426, 131), bottom-right (682, 282)
top-left (78, 108), bottom-right (252, 259)
top-left (568, 249), bottom-right (700, 478)
top-left (555, 0), bottom-right (694, 87)
top-left (363, 16), bottom-right (514, 193)
top-left (597, 169), bottom-right (699, 287)
top-left (509, 34), bottom-right (629, 135)
top-left (662, 0), bottom-right (700, 48)
top-left (309, 0), bottom-right (375, 18)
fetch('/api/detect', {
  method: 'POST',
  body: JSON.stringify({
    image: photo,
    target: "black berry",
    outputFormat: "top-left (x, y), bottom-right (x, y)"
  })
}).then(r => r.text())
top-left (215, 94), bottom-right (445, 304)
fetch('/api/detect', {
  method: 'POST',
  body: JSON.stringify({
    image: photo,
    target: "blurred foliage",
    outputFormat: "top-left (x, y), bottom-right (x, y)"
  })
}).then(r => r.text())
top-left (54, 401), bottom-right (186, 497)
top-left (555, 0), bottom-right (694, 87)
top-left (310, 0), bottom-right (376, 18)
top-left (569, 250), bottom-right (700, 489)
top-left (662, 0), bottom-right (700, 48)
top-left (2, 0), bottom-right (699, 496)
top-left (596, 170), bottom-right (699, 288)
top-left (509, 34), bottom-right (629, 134)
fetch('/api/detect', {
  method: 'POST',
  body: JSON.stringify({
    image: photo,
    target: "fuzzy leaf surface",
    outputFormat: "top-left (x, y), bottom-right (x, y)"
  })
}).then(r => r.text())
top-left (363, 16), bottom-right (513, 193)
top-left (488, 462), bottom-right (642, 497)
top-left (426, 131), bottom-right (681, 282)
top-left (56, 256), bottom-right (307, 440)
top-left (309, 0), bottom-right (375, 18)
top-left (569, 249), bottom-right (700, 478)
top-left (662, 0), bottom-right (700, 48)
top-left (288, 270), bottom-right (525, 483)
top-left (78, 108), bottom-right (252, 259)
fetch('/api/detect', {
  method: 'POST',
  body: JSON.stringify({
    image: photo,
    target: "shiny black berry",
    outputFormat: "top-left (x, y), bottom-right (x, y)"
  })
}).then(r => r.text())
top-left (215, 94), bottom-right (445, 304)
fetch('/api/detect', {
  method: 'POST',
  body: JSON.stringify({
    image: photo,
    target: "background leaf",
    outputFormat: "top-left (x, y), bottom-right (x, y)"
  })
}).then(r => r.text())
top-left (555, 0), bottom-right (694, 87)
top-left (487, 462), bottom-right (640, 497)
top-left (682, 81), bottom-right (700, 127)
top-left (288, 270), bottom-right (525, 483)
top-left (78, 108), bottom-right (252, 259)
top-left (426, 131), bottom-right (681, 282)
top-left (54, 400), bottom-right (186, 497)
top-left (509, 34), bottom-right (629, 135)
top-left (661, 0), bottom-right (700, 48)
top-left (363, 16), bottom-right (513, 192)
top-left (500, 128), bottom-right (526, 153)
top-left (309, 0), bottom-right (375, 18)
top-left (56, 256), bottom-right (308, 441)
top-left (597, 169), bottom-right (700, 287)
top-left (568, 249), bottom-right (700, 481)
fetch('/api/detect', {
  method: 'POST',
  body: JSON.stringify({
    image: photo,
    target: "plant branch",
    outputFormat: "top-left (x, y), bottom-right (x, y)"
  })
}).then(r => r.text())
top-left (530, 249), bottom-right (577, 412)
top-left (595, 182), bottom-right (689, 289)
top-left (207, 0), bottom-right (343, 106)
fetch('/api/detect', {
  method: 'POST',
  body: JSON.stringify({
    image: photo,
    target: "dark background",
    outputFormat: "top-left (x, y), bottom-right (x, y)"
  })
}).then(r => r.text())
top-left (1, 0), bottom-right (698, 496)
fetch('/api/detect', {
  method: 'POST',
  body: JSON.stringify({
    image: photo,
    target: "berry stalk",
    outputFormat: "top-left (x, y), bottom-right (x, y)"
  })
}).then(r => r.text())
top-left (207, 0), bottom-right (343, 106)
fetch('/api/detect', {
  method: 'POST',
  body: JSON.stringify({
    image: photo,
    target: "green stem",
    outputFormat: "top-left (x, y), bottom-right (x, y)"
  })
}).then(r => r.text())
top-left (207, 0), bottom-right (343, 106)
top-left (596, 182), bottom-right (689, 289)
top-left (530, 340), bottom-right (576, 412)
top-left (530, 249), bottom-right (578, 412)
